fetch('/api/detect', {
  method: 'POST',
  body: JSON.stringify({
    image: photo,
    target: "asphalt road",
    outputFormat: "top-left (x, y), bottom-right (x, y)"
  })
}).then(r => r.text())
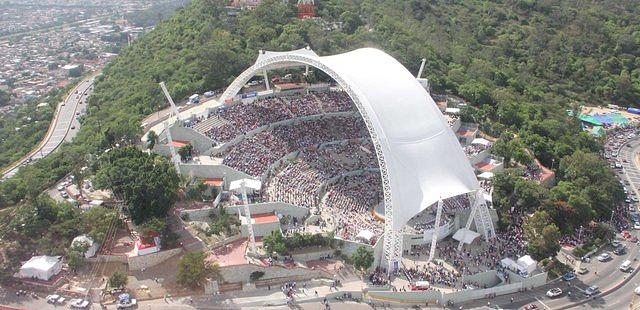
top-left (1, 74), bottom-right (95, 180)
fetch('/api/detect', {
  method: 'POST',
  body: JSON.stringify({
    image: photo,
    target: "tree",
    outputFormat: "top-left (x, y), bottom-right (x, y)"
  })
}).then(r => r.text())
top-left (147, 130), bottom-right (157, 150)
top-left (178, 144), bottom-right (193, 162)
top-left (83, 206), bottom-right (118, 242)
top-left (108, 271), bottom-right (128, 288)
top-left (524, 211), bottom-right (561, 260)
top-left (0, 89), bottom-right (10, 106)
top-left (177, 252), bottom-right (221, 289)
top-left (94, 147), bottom-right (180, 224)
top-left (263, 230), bottom-right (287, 255)
top-left (67, 242), bottom-right (89, 273)
top-left (351, 246), bottom-right (374, 271)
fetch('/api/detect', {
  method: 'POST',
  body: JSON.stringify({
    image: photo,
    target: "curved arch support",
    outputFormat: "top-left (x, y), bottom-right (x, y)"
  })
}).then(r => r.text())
top-left (220, 48), bottom-right (483, 271)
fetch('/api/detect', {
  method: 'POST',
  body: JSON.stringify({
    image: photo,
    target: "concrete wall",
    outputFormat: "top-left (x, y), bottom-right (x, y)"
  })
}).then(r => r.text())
top-left (461, 270), bottom-right (502, 287)
top-left (179, 164), bottom-right (251, 187)
top-left (226, 202), bottom-right (309, 219)
top-left (220, 263), bottom-right (327, 284)
top-left (240, 220), bottom-right (281, 237)
top-left (180, 207), bottom-right (216, 222)
top-left (467, 148), bottom-right (491, 166)
top-left (127, 248), bottom-right (182, 271)
top-left (507, 270), bottom-right (548, 289)
top-left (367, 290), bottom-right (442, 304)
top-left (86, 254), bottom-right (128, 264)
top-left (291, 248), bottom-right (334, 262)
top-left (170, 126), bottom-right (215, 153)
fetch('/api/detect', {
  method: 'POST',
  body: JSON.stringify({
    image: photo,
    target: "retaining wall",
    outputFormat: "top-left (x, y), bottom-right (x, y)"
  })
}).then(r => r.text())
top-left (127, 248), bottom-right (182, 271)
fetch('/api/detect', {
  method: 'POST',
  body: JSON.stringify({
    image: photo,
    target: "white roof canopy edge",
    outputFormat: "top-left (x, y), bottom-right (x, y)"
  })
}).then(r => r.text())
top-left (219, 47), bottom-right (480, 232)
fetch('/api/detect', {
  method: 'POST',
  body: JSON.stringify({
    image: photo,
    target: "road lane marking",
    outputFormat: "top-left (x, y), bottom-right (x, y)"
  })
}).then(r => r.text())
top-left (535, 297), bottom-right (551, 310)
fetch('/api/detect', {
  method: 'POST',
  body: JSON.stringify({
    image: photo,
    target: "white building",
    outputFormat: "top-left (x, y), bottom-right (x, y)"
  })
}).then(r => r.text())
top-left (19, 255), bottom-right (62, 281)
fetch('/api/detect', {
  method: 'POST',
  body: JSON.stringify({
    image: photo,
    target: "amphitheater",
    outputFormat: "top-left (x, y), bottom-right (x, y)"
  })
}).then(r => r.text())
top-left (149, 47), bottom-right (503, 272)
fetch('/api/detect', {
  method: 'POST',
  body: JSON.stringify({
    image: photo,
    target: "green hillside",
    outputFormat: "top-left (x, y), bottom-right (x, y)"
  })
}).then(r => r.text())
top-left (1, 0), bottom-right (637, 211)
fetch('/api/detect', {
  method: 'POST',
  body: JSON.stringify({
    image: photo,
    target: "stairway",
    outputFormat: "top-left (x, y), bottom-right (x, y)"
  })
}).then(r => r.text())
top-left (192, 116), bottom-right (227, 134)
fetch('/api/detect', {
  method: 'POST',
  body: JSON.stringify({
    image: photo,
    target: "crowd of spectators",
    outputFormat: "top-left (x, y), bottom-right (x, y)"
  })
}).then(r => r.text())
top-left (197, 92), bottom-right (354, 143)
top-left (262, 141), bottom-right (378, 208)
top-left (463, 143), bottom-right (489, 158)
top-left (223, 115), bottom-right (368, 176)
top-left (437, 210), bottom-right (527, 275)
top-left (402, 262), bottom-right (460, 288)
top-left (321, 172), bottom-right (384, 244)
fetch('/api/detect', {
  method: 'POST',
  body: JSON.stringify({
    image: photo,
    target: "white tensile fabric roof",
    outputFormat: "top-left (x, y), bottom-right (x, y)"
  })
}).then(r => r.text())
top-left (224, 48), bottom-right (480, 230)
top-left (452, 228), bottom-right (480, 244)
top-left (318, 48), bottom-right (479, 229)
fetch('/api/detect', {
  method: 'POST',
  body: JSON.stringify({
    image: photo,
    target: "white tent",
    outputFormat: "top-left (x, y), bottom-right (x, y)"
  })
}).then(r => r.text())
top-left (229, 179), bottom-right (262, 192)
top-left (355, 230), bottom-right (375, 244)
top-left (477, 172), bottom-right (494, 180)
top-left (471, 138), bottom-right (491, 147)
top-left (517, 255), bottom-right (537, 274)
top-left (72, 235), bottom-right (100, 258)
top-left (500, 257), bottom-right (517, 269)
top-left (452, 228), bottom-right (480, 245)
top-left (19, 255), bottom-right (62, 281)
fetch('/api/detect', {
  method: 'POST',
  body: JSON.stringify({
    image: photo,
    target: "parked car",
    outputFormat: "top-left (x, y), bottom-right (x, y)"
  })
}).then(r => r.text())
top-left (584, 285), bottom-right (599, 296)
top-left (614, 246), bottom-right (627, 255)
top-left (547, 288), bottom-right (563, 298)
top-left (612, 240), bottom-right (622, 247)
top-left (46, 294), bottom-right (65, 304)
top-left (204, 90), bottom-right (215, 98)
top-left (597, 252), bottom-right (612, 262)
top-left (634, 222), bottom-right (640, 230)
top-left (577, 267), bottom-right (589, 275)
top-left (69, 298), bottom-right (90, 308)
top-left (562, 272), bottom-right (576, 281)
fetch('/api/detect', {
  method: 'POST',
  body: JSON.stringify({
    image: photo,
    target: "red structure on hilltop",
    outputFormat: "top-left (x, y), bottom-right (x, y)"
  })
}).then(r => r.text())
top-left (297, 0), bottom-right (316, 19)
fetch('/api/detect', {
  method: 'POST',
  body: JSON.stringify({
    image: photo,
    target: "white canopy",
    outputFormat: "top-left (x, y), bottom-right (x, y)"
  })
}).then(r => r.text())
top-left (221, 48), bottom-right (480, 231)
top-left (500, 257), bottom-right (517, 269)
top-left (356, 229), bottom-right (375, 243)
top-left (229, 179), bottom-right (262, 191)
top-left (517, 255), bottom-right (537, 274)
top-left (452, 228), bottom-right (480, 245)
top-left (477, 172), bottom-right (494, 180)
top-left (471, 138), bottom-right (491, 146)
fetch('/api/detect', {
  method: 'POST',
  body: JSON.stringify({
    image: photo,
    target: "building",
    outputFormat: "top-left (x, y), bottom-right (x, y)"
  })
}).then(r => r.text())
top-left (18, 255), bottom-right (62, 281)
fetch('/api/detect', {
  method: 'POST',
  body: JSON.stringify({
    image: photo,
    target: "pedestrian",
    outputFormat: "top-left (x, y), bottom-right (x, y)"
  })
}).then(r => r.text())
top-left (315, 290), bottom-right (318, 297)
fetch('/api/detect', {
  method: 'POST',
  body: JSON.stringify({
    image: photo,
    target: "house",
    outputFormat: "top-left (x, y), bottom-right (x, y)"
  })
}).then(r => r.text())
top-left (19, 255), bottom-right (62, 281)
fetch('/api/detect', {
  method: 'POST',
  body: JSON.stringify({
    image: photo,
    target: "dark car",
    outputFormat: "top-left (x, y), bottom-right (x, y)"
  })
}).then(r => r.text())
top-left (614, 247), bottom-right (627, 255)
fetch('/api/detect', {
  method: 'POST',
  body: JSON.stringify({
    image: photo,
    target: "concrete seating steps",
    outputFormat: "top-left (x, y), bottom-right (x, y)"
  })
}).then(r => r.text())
top-left (193, 116), bottom-right (227, 133)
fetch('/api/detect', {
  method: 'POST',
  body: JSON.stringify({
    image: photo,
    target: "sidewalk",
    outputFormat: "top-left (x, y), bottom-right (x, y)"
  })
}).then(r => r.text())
top-left (219, 280), bottom-right (364, 307)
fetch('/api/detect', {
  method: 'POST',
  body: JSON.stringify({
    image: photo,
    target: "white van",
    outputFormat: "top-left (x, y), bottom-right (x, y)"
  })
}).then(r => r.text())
top-left (620, 260), bottom-right (632, 272)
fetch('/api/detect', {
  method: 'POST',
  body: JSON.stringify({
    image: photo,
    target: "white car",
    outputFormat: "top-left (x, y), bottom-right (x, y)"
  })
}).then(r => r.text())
top-left (635, 286), bottom-right (640, 296)
top-left (116, 298), bottom-right (137, 309)
top-left (597, 253), bottom-right (611, 262)
top-left (634, 222), bottom-right (640, 230)
top-left (612, 240), bottom-right (622, 247)
top-left (45, 294), bottom-right (65, 304)
top-left (69, 298), bottom-right (90, 308)
top-left (546, 287), bottom-right (563, 298)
